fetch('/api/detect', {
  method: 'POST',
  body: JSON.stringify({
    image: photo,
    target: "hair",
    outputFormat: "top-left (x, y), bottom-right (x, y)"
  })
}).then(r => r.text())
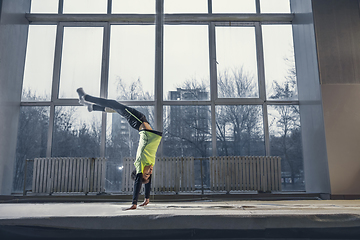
top-left (131, 169), bottom-right (151, 184)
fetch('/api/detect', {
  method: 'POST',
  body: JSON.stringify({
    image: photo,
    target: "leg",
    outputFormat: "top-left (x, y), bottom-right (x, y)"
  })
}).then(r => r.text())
top-left (85, 95), bottom-right (147, 130)
top-left (87, 104), bottom-right (116, 113)
top-left (132, 173), bottom-right (143, 206)
top-left (77, 88), bottom-right (148, 130)
top-left (84, 94), bottom-right (125, 110)
top-left (92, 105), bottom-right (105, 112)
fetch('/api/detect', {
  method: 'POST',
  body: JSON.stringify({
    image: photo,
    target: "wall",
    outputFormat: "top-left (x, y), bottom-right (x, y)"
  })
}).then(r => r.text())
top-left (312, 0), bottom-right (360, 195)
top-left (290, 0), bottom-right (331, 195)
top-left (0, 0), bottom-right (30, 194)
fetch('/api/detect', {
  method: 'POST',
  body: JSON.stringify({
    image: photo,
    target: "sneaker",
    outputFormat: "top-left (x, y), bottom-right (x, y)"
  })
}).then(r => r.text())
top-left (77, 88), bottom-right (87, 106)
top-left (76, 87), bottom-right (86, 98)
top-left (87, 104), bottom-right (93, 112)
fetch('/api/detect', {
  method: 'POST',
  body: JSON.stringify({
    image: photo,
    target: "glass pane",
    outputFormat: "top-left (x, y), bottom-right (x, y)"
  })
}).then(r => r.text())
top-left (216, 105), bottom-right (265, 156)
top-left (216, 27), bottom-right (259, 98)
top-left (165, 0), bottom-right (208, 13)
top-left (164, 25), bottom-right (210, 100)
top-left (268, 105), bottom-right (304, 191)
top-left (163, 105), bottom-right (211, 189)
top-left (260, 0), bottom-right (291, 13)
top-left (163, 105), bottom-right (211, 157)
top-left (22, 25), bottom-right (56, 101)
top-left (108, 25), bottom-right (155, 101)
top-left (59, 27), bottom-right (103, 99)
top-left (212, 0), bottom-right (256, 13)
top-left (112, 0), bottom-right (155, 14)
top-left (262, 25), bottom-right (298, 100)
top-left (31, 0), bottom-right (59, 13)
top-left (63, 0), bottom-right (107, 14)
top-left (52, 106), bottom-right (102, 157)
top-left (13, 106), bottom-right (50, 192)
top-left (106, 106), bottom-right (154, 192)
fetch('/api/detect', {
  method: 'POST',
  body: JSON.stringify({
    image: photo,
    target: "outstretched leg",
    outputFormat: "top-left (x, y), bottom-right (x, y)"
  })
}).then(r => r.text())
top-left (91, 104), bottom-right (106, 112)
top-left (77, 88), bottom-right (148, 130)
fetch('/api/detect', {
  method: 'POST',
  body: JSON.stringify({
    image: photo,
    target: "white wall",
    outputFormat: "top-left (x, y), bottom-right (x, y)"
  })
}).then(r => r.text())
top-left (312, 0), bottom-right (360, 195)
top-left (322, 85), bottom-right (360, 194)
top-left (0, 0), bottom-right (30, 194)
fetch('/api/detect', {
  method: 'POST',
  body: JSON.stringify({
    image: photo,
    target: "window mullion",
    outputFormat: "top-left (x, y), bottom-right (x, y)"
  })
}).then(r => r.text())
top-left (155, 0), bottom-right (164, 156)
top-left (100, 23), bottom-right (110, 99)
top-left (262, 103), bottom-right (270, 156)
top-left (107, 0), bottom-right (112, 14)
top-left (255, 22), bottom-right (270, 156)
top-left (51, 23), bottom-right (64, 102)
top-left (58, 0), bottom-right (64, 14)
top-left (100, 23), bottom-right (111, 158)
top-left (47, 23), bottom-right (64, 157)
top-left (256, 0), bottom-right (261, 14)
top-left (208, 21), bottom-right (217, 156)
top-left (255, 22), bottom-right (266, 101)
top-left (46, 104), bottom-right (55, 157)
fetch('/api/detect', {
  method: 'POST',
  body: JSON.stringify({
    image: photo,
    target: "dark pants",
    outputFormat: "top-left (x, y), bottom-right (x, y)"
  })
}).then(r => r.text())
top-left (132, 173), bottom-right (151, 205)
top-left (84, 95), bottom-right (148, 130)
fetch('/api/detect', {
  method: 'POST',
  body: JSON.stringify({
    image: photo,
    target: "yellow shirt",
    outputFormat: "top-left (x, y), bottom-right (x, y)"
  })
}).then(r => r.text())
top-left (134, 129), bottom-right (162, 173)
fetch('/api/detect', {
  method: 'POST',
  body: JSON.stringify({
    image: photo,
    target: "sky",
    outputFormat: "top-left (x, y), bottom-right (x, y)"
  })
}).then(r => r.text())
top-left (23, 0), bottom-right (293, 103)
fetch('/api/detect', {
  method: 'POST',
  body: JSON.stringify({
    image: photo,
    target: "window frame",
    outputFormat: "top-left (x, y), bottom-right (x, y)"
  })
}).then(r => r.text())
top-left (23, 0), bottom-right (297, 158)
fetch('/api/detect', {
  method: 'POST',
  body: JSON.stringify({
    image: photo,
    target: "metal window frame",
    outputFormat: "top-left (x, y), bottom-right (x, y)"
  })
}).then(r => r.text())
top-left (22, 0), bottom-right (297, 158)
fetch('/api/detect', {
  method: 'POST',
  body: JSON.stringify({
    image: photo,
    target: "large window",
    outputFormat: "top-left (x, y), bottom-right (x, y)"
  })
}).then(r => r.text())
top-left (163, 105), bottom-right (212, 157)
top-left (63, 0), bottom-right (108, 14)
top-left (22, 25), bottom-right (56, 101)
top-left (216, 26), bottom-right (258, 98)
top-left (112, 0), bottom-right (155, 14)
top-left (13, 106), bottom-right (50, 192)
top-left (30, 0), bottom-right (59, 13)
top-left (268, 105), bottom-right (303, 190)
top-left (108, 25), bottom-right (155, 101)
top-left (165, 0), bottom-right (208, 13)
top-left (59, 27), bottom-right (104, 98)
top-left (216, 105), bottom-right (265, 156)
top-left (51, 106), bottom-right (102, 157)
top-left (15, 0), bottom-right (303, 192)
top-left (262, 25), bottom-right (297, 100)
top-left (212, 0), bottom-right (256, 13)
top-left (164, 25), bottom-right (210, 100)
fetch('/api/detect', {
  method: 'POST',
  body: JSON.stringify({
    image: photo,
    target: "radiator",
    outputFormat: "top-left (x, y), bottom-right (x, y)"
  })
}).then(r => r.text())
top-left (122, 157), bottom-right (195, 193)
top-left (122, 156), bottom-right (281, 194)
top-left (209, 156), bottom-right (282, 192)
top-left (31, 157), bottom-right (107, 194)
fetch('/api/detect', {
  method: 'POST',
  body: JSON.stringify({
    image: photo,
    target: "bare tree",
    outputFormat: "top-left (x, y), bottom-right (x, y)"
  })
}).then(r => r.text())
top-left (13, 106), bottom-right (49, 192)
top-left (218, 66), bottom-right (258, 98)
top-left (216, 67), bottom-right (264, 156)
top-left (163, 79), bottom-right (211, 158)
top-left (114, 77), bottom-right (152, 101)
top-left (52, 106), bottom-right (101, 158)
top-left (268, 55), bottom-right (303, 188)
